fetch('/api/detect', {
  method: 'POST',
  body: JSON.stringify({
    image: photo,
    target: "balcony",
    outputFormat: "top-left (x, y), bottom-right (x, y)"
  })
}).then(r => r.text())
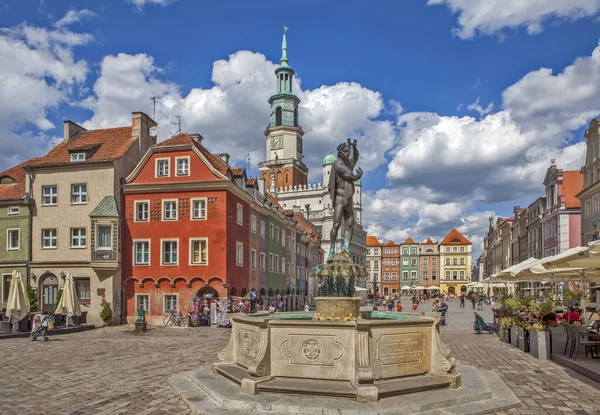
top-left (91, 250), bottom-right (119, 278)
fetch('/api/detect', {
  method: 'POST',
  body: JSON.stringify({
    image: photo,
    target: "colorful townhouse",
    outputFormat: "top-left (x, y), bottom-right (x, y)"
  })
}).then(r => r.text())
top-left (381, 240), bottom-right (400, 296)
top-left (366, 236), bottom-right (381, 295)
top-left (439, 229), bottom-right (472, 295)
top-left (0, 161), bottom-right (34, 309)
top-left (400, 237), bottom-right (419, 288)
top-left (122, 132), bottom-right (321, 324)
top-left (27, 113), bottom-right (156, 325)
top-left (419, 238), bottom-right (439, 289)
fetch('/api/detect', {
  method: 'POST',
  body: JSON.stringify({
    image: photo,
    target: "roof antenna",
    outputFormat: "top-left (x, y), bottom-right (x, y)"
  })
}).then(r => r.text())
top-left (150, 97), bottom-right (157, 121)
top-left (169, 115), bottom-right (181, 136)
top-left (245, 153), bottom-right (251, 170)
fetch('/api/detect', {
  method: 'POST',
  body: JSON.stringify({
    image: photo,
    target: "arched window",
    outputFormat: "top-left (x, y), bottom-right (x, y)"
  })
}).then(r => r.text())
top-left (285, 172), bottom-right (290, 185)
top-left (275, 107), bottom-right (282, 126)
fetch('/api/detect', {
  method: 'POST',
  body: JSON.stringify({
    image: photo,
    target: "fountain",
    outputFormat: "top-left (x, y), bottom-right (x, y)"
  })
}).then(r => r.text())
top-left (168, 140), bottom-right (519, 414)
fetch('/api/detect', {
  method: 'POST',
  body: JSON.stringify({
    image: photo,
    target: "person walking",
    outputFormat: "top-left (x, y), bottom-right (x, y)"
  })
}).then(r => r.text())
top-left (460, 292), bottom-right (466, 308)
top-left (471, 294), bottom-right (476, 310)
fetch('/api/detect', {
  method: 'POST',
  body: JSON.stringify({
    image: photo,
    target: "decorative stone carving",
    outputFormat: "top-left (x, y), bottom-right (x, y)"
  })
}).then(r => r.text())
top-left (302, 339), bottom-right (322, 361)
top-left (281, 335), bottom-right (344, 367)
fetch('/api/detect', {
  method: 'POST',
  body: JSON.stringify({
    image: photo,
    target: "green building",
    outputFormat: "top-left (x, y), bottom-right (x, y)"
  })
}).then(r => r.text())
top-left (266, 214), bottom-right (285, 296)
top-left (0, 162), bottom-right (32, 309)
top-left (400, 237), bottom-right (419, 288)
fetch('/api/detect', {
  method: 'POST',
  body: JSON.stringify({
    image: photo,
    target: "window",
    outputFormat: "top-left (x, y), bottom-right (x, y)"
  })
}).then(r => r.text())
top-left (402, 248), bottom-right (408, 255)
top-left (445, 258), bottom-right (450, 265)
top-left (453, 271), bottom-right (458, 280)
top-left (190, 239), bottom-right (208, 265)
top-left (432, 258), bottom-right (437, 265)
top-left (423, 271), bottom-right (428, 280)
top-left (392, 259), bottom-right (397, 266)
top-left (260, 252), bottom-right (266, 271)
top-left (446, 247), bottom-right (450, 252)
top-left (162, 240), bottom-right (178, 265)
top-left (42, 185), bottom-right (57, 206)
top-left (423, 258), bottom-right (428, 265)
top-left (176, 157), bottom-right (189, 176)
top-left (275, 227), bottom-right (280, 242)
top-left (7, 229), bottom-right (19, 250)
top-left (269, 224), bottom-right (274, 238)
top-left (402, 271), bottom-right (408, 279)
top-left (156, 158), bottom-right (170, 177)
top-left (275, 255), bottom-right (280, 272)
top-left (75, 278), bottom-right (90, 303)
top-left (70, 152), bottom-right (86, 162)
top-left (163, 200), bottom-right (177, 221)
top-left (134, 241), bottom-right (150, 265)
top-left (594, 196), bottom-right (600, 215)
top-left (453, 258), bottom-right (458, 265)
top-left (7, 206), bottom-right (18, 215)
top-left (384, 272), bottom-right (390, 280)
top-left (135, 201), bottom-right (149, 222)
top-left (236, 242), bottom-right (243, 266)
top-left (384, 258), bottom-right (390, 266)
top-left (97, 225), bottom-right (112, 250)
top-left (374, 260), bottom-right (379, 269)
top-left (367, 249), bottom-right (371, 255)
top-left (70, 228), bottom-right (86, 248)
top-left (453, 247), bottom-right (457, 252)
top-left (411, 259), bottom-right (417, 266)
top-left (411, 248), bottom-right (417, 255)
top-left (366, 261), bottom-right (371, 270)
top-left (3, 274), bottom-right (12, 302)
top-left (260, 220), bottom-right (265, 237)
top-left (411, 271), bottom-right (417, 279)
top-left (164, 295), bottom-right (177, 312)
top-left (71, 184), bottom-right (87, 204)
top-left (251, 215), bottom-right (257, 233)
top-left (281, 257), bottom-right (285, 274)
top-left (460, 246), bottom-right (465, 252)
top-left (137, 294), bottom-right (149, 312)
top-left (391, 272), bottom-right (397, 280)
top-left (269, 253), bottom-right (273, 271)
top-left (460, 258), bottom-right (465, 265)
top-left (191, 199), bottom-right (206, 220)
top-left (282, 231), bottom-right (286, 247)
top-left (402, 258), bottom-right (408, 266)
top-left (385, 249), bottom-right (390, 254)
top-left (237, 203), bottom-right (243, 225)
top-left (42, 229), bottom-right (57, 248)
top-left (445, 271), bottom-right (450, 280)
top-left (251, 249), bottom-right (257, 270)
top-left (432, 271), bottom-right (437, 280)
top-left (460, 271), bottom-right (465, 280)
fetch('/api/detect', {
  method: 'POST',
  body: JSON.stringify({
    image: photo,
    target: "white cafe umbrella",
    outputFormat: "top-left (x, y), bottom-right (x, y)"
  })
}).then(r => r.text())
top-left (493, 257), bottom-right (541, 281)
top-left (414, 286), bottom-right (427, 290)
top-left (401, 285), bottom-right (412, 290)
top-left (542, 242), bottom-right (600, 270)
top-left (54, 273), bottom-right (81, 327)
top-left (5, 270), bottom-right (30, 322)
top-left (427, 285), bottom-right (439, 290)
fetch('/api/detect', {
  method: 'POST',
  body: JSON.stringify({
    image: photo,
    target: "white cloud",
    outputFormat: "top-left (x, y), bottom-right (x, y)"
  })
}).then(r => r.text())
top-left (467, 97), bottom-right (493, 116)
top-left (54, 9), bottom-right (96, 28)
top-left (429, 0), bottom-right (600, 38)
top-left (128, 0), bottom-right (177, 10)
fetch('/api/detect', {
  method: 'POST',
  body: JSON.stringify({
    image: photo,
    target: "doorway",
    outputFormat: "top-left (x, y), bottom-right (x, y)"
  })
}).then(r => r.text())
top-left (448, 286), bottom-right (456, 296)
top-left (41, 274), bottom-right (59, 313)
top-left (196, 286), bottom-right (219, 299)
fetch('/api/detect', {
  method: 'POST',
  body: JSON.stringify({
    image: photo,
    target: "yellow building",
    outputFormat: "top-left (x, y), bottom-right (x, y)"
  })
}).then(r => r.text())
top-left (439, 228), bottom-right (472, 295)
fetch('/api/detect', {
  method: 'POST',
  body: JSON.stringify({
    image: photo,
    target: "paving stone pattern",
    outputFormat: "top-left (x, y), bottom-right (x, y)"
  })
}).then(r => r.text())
top-left (0, 302), bottom-right (599, 414)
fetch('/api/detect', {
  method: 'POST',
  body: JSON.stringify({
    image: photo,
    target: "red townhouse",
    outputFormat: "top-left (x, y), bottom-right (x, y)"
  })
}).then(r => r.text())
top-left (122, 133), bottom-right (254, 324)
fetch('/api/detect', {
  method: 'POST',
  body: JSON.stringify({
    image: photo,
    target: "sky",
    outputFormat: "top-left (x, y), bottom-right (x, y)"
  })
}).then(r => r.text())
top-left (1, 0), bottom-right (600, 261)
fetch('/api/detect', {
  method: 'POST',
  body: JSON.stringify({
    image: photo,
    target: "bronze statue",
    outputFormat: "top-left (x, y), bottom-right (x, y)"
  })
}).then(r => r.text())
top-left (328, 138), bottom-right (362, 262)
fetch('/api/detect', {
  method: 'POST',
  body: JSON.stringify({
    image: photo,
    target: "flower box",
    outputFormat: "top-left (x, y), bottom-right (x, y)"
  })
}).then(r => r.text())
top-left (517, 327), bottom-right (530, 352)
top-left (529, 330), bottom-right (550, 359)
top-left (510, 326), bottom-right (519, 348)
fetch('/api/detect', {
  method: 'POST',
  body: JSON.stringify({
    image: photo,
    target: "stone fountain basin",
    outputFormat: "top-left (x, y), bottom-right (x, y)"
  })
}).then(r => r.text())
top-left (214, 311), bottom-right (460, 402)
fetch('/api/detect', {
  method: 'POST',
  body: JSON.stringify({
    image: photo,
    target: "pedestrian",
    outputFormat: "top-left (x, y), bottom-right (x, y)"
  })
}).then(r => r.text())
top-left (396, 301), bottom-right (403, 312)
top-left (477, 295), bottom-right (484, 310)
top-left (471, 294), bottom-right (476, 310)
top-left (304, 303), bottom-right (310, 312)
top-left (460, 292), bottom-right (465, 308)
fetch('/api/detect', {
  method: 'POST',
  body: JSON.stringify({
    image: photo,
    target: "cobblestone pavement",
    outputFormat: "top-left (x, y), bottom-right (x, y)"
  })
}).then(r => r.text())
top-left (1, 303), bottom-right (599, 415)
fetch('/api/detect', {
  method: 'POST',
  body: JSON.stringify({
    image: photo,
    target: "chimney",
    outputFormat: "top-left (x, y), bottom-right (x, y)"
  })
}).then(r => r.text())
top-left (190, 133), bottom-right (203, 144)
top-left (63, 121), bottom-right (86, 140)
top-left (488, 216), bottom-right (494, 230)
top-left (216, 153), bottom-right (231, 166)
top-left (132, 112), bottom-right (158, 155)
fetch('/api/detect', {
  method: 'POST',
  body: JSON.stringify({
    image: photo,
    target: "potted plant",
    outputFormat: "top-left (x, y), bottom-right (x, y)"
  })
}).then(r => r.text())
top-left (100, 298), bottom-right (112, 326)
top-left (499, 317), bottom-right (515, 342)
top-left (529, 322), bottom-right (550, 359)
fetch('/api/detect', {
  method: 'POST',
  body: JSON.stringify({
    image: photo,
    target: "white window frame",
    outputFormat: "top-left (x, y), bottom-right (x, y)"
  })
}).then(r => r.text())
top-left (42, 185), bottom-right (57, 206)
top-left (134, 200), bottom-right (149, 222)
top-left (190, 198), bottom-right (207, 220)
top-left (236, 242), bottom-right (243, 266)
top-left (411, 271), bottom-right (417, 279)
top-left (162, 199), bottom-right (178, 221)
top-left (155, 157), bottom-right (170, 177)
top-left (70, 152), bottom-right (86, 162)
top-left (161, 238), bottom-right (179, 265)
top-left (445, 271), bottom-right (451, 279)
top-left (260, 220), bottom-right (265, 237)
top-left (7, 206), bottom-right (18, 215)
top-left (70, 227), bottom-right (87, 249)
top-left (133, 239), bottom-right (151, 265)
top-left (7, 228), bottom-right (19, 251)
top-left (175, 156), bottom-right (190, 176)
top-left (189, 238), bottom-right (208, 266)
top-left (71, 183), bottom-right (87, 205)
top-left (164, 294), bottom-right (178, 313)
top-left (275, 227), bottom-right (280, 242)
top-left (42, 228), bottom-right (57, 249)
top-left (423, 258), bottom-right (428, 265)
top-left (236, 203), bottom-right (243, 225)
top-left (281, 257), bottom-right (286, 274)
top-left (251, 249), bottom-right (257, 270)
top-left (136, 294), bottom-right (150, 312)
top-left (96, 224), bottom-right (112, 251)
top-left (251, 215), bottom-right (257, 233)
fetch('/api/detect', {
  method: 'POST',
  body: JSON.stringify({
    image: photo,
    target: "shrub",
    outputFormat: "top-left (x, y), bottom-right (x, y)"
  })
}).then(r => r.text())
top-left (53, 289), bottom-right (63, 312)
top-left (100, 298), bottom-right (112, 325)
top-left (26, 284), bottom-right (37, 311)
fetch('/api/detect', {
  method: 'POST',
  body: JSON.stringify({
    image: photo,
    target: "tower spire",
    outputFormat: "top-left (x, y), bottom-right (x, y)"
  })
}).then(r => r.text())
top-left (280, 26), bottom-right (289, 67)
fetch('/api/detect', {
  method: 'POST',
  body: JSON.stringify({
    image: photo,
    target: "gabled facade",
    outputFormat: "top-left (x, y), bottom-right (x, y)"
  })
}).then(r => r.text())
top-left (578, 120), bottom-right (600, 243)
top-left (27, 112), bottom-right (156, 325)
top-left (365, 236), bottom-right (381, 295)
top-left (400, 237), bottom-right (419, 288)
top-left (439, 229), bottom-right (472, 295)
top-left (419, 238), bottom-right (439, 288)
top-left (381, 240), bottom-right (400, 296)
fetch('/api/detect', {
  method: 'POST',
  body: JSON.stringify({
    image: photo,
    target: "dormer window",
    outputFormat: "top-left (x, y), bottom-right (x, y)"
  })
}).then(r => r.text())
top-left (70, 153), bottom-right (86, 162)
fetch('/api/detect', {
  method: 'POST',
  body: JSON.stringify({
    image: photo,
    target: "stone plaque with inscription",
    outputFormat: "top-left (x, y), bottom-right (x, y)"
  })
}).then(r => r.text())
top-left (376, 333), bottom-right (424, 365)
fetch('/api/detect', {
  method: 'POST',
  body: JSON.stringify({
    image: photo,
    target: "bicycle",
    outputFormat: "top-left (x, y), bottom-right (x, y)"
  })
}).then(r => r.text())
top-left (163, 311), bottom-right (187, 327)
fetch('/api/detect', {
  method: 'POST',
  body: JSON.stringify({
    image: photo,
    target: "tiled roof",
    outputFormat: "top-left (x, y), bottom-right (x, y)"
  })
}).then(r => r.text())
top-left (0, 158), bottom-right (42, 201)
top-left (384, 240), bottom-right (397, 246)
top-left (440, 228), bottom-right (471, 245)
top-left (154, 133), bottom-right (231, 177)
top-left (266, 192), bottom-right (284, 212)
top-left (246, 178), bottom-right (256, 187)
top-left (424, 238), bottom-right (434, 244)
top-left (32, 127), bottom-right (134, 167)
top-left (403, 237), bottom-right (416, 244)
top-left (231, 167), bottom-right (245, 176)
top-left (366, 236), bottom-right (380, 247)
top-left (562, 170), bottom-right (583, 208)
top-left (89, 196), bottom-right (119, 217)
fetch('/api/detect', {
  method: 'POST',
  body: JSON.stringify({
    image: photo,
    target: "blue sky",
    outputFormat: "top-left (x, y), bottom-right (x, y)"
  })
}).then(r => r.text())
top-left (2, 0), bottom-right (600, 258)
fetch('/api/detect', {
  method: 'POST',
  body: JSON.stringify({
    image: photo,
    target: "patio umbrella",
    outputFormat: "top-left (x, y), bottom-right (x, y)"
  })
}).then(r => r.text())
top-left (5, 270), bottom-right (30, 323)
top-left (401, 286), bottom-right (412, 290)
top-left (542, 241), bottom-right (600, 270)
top-left (414, 286), bottom-right (427, 290)
top-left (493, 257), bottom-right (542, 280)
top-left (54, 273), bottom-right (81, 327)
top-left (427, 286), bottom-right (439, 290)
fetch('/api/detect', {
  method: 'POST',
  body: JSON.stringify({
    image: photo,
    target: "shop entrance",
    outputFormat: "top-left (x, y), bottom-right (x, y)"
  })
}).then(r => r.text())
top-left (447, 286), bottom-right (456, 296)
top-left (196, 286), bottom-right (219, 299)
top-left (41, 274), bottom-right (59, 313)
